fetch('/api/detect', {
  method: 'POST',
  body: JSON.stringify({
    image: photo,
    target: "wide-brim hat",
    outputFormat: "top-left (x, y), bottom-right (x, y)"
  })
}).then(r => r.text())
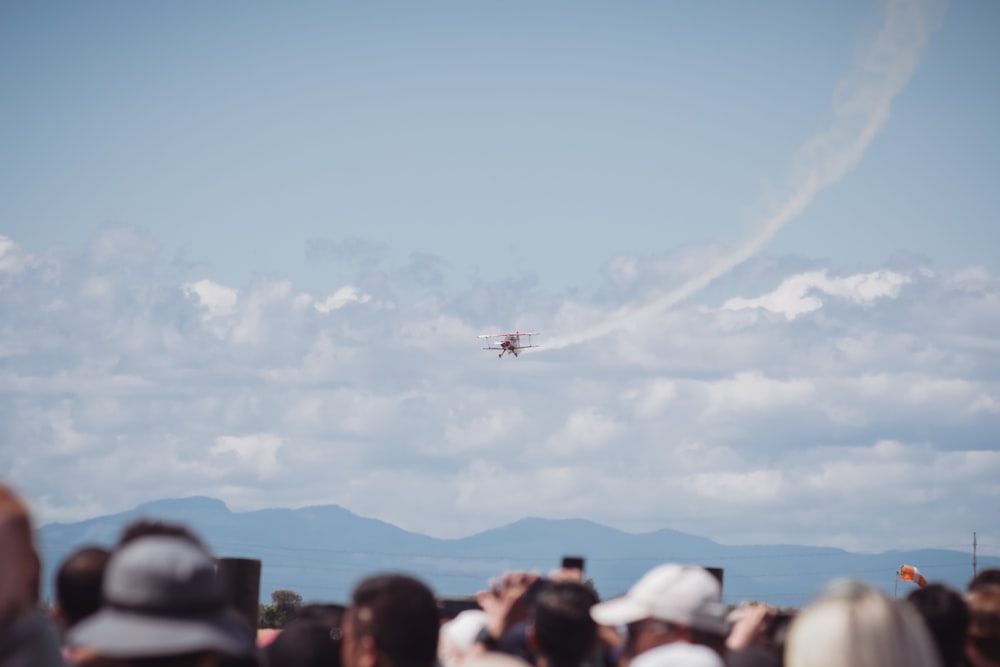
top-left (70, 606), bottom-right (254, 658)
top-left (68, 535), bottom-right (255, 658)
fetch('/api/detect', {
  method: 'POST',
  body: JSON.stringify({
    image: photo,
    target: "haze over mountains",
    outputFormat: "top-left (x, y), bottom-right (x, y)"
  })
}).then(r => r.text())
top-left (37, 497), bottom-right (993, 608)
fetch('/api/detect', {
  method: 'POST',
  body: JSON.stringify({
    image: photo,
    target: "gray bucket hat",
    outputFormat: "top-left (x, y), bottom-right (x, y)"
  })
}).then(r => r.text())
top-left (69, 535), bottom-right (255, 658)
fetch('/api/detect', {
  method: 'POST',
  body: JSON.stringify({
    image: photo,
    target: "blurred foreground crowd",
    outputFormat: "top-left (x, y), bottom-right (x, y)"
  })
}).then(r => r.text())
top-left (3, 482), bottom-right (999, 667)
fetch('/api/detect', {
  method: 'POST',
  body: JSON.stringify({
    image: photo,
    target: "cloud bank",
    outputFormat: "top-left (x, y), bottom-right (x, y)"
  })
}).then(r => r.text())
top-left (1, 228), bottom-right (997, 557)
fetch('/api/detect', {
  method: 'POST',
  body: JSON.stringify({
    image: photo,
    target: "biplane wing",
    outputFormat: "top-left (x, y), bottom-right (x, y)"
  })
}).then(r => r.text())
top-left (478, 332), bottom-right (540, 357)
top-left (477, 332), bottom-right (540, 338)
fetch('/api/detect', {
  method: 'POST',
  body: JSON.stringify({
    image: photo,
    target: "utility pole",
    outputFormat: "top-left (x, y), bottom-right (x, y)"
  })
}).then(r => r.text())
top-left (973, 532), bottom-right (978, 578)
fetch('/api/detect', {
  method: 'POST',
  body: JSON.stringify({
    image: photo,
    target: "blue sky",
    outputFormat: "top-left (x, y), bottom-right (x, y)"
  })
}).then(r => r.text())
top-left (4, 0), bottom-right (997, 291)
top-left (2, 0), bottom-right (999, 560)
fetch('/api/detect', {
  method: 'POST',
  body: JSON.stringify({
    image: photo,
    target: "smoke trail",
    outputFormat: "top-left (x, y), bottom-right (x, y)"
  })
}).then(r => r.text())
top-left (545, 0), bottom-right (940, 351)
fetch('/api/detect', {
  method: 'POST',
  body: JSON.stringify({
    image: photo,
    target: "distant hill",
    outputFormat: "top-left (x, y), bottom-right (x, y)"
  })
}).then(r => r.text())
top-left (37, 496), bottom-right (994, 608)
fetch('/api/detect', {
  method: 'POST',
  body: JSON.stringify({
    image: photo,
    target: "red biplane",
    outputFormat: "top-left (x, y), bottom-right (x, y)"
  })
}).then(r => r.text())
top-left (478, 332), bottom-right (539, 359)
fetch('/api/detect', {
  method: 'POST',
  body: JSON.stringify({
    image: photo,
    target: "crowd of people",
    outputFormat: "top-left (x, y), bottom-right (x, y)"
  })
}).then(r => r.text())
top-left (3, 482), bottom-right (999, 667)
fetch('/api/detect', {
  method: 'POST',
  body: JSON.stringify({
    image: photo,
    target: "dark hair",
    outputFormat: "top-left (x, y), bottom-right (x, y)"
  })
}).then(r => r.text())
top-left (349, 574), bottom-right (439, 667)
top-left (55, 545), bottom-right (111, 628)
top-left (967, 585), bottom-right (1000, 664)
top-left (117, 519), bottom-right (206, 548)
top-left (265, 619), bottom-right (342, 667)
top-left (906, 584), bottom-right (969, 667)
top-left (690, 628), bottom-right (728, 658)
top-left (295, 602), bottom-right (346, 629)
top-left (969, 569), bottom-right (1000, 592)
top-left (532, 581), bottom-right (599, 667)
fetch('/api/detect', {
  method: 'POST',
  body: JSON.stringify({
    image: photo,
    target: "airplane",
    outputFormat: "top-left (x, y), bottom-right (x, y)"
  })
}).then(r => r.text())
top-left (478, 332), bottom-right (539, 359)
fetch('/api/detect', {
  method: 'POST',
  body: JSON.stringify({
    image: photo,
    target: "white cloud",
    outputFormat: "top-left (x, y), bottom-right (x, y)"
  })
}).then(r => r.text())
top-left (314, 286), bottom-right (372, 313)
top-left (184, 279), bottom-right (239, 319)
top-left (701, 372), bottom-right (815, 415)
top-left (970, 395), bottom-right (1000, 414)
top-left (629, 378), bottom-right (678, 418)
top-left (605, 255), bottom-right (639, 287)
top-left (685, 469), bottom-right (786, 504)
top-left (0, 236), bottom-right (30, 277)
top-left (88, 225), bottom-right (159, 268)
top-left (231, 280), bottom-right (297, 345)
top-left (545, 408), bottom-right (623, 456)
top-left (210, 434), bottom-right (284, 479)
top-left (722, 269), bottom-right (911, 320)
top-left (47, 402), bottom-right (99, 455)
top-left (442, 408), bottom-right (526, 453)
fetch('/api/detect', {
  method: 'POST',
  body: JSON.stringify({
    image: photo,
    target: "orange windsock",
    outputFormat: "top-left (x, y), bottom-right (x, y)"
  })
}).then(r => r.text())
top-left (899, 564), bottom-right (927, 587)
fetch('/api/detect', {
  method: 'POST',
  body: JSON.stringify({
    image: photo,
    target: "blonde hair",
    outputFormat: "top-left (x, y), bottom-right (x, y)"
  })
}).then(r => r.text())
top-left (785, 580), bottom-right (942, 667)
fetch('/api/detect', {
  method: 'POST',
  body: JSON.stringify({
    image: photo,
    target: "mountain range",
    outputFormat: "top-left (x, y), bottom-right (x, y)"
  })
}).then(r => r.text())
top-left (37, 496), bottom-right (994, 608)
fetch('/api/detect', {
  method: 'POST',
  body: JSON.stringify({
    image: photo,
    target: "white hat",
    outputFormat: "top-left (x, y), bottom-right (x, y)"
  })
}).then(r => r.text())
top-left (630, 643), bottom-right (724, 667)
top-left (590, 564), bottom-right (729, 635)
top-left (440, 609), bottom-right (488, 652)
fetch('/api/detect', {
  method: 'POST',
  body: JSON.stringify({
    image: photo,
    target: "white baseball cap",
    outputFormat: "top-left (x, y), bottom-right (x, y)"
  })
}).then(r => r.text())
top-left (631, 642), bottom-right (724, 667)
top-left (590, 564), bottom-right (729, 635)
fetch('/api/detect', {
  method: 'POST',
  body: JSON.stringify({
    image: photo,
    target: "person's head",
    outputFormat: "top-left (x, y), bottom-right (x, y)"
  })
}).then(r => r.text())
top-left (970, 570), bottom-right (1000, 593)
top-left (0, 482), bottom-right (41, 621)
top-left (907, 583), bottom-right (969, 667)
top-left (68, 534), bottom-right (255, 667)
top-left (966, 584), bottom-right (1000, 667)
top-left (264, 618), bottom-right (342, 667)
top-left (342, 574), bottom-right (439, 667)
top-left (784, 579), bottom-right (941, 667)
top-left (264, 603), bottom-right (347, 667)
top-left (590, 564), bottom-right (728, 659)
top-left (54, 545), bottom-right (111, 631)
top-left (295, 603), bottom-right (347, 628)
top-left (530, 581), bottom-right (599, 667)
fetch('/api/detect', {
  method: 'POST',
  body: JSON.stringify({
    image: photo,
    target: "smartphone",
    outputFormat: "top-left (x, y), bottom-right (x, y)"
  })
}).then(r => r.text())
top-left (561, 556), bottom-right (585, 572)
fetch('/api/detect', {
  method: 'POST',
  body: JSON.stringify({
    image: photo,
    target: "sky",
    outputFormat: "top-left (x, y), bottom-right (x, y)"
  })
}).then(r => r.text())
top-left (2, 0), bottom-right (999, 560)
